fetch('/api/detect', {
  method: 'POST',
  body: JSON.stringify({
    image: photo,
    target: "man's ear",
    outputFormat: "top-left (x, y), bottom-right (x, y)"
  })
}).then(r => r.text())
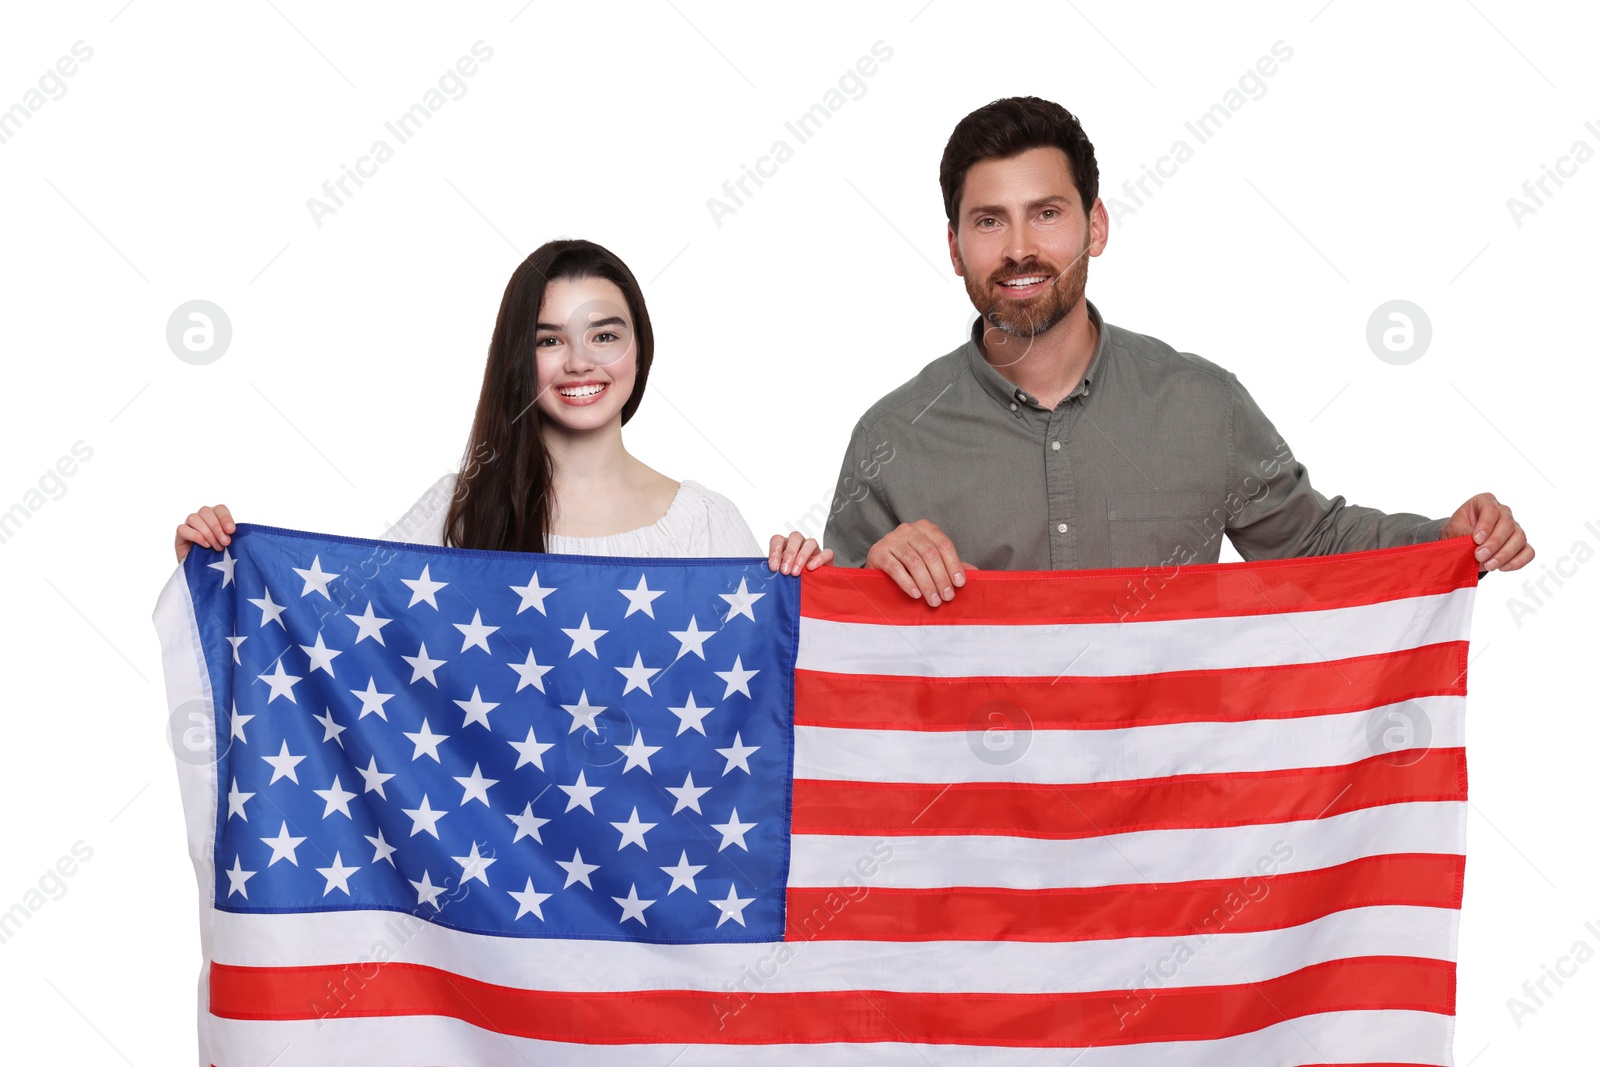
top-left (1088, 198), bottom-right (1110, 258)
top-left (947, 223), bottom-right (963, 276)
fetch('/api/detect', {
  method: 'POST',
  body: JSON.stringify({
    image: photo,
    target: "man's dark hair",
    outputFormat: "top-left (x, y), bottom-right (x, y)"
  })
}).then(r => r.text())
top-left (939, 96), bottom-right (1100, 226)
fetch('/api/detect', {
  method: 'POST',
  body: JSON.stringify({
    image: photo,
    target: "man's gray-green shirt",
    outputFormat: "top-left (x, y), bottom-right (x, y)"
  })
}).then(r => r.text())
top-left (823, 300), bottom-right (1447, 571)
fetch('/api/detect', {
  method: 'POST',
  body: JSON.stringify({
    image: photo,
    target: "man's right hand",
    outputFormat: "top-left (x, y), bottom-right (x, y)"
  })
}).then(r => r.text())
top-left (865, 519), bottom-right (973, 607)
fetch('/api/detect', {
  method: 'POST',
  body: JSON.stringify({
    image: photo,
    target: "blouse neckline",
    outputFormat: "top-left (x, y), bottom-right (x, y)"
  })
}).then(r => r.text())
top-left (544, 480), bottom-right (695, 547)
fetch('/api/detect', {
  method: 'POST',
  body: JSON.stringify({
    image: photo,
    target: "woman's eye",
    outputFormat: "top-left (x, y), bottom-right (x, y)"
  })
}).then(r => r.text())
top-left (592, 331), bottom-right (618, 344)
top-left (536, 336), bottom-right (560, 347)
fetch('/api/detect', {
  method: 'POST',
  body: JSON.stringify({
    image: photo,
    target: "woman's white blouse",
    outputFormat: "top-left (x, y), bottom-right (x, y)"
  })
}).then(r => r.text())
top-left (380, 473), bottom-right (762, 558)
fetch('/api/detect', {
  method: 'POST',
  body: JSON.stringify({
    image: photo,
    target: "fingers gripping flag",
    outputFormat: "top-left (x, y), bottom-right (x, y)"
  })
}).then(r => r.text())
top-left (154, 524), bottom-right (1478, 1065)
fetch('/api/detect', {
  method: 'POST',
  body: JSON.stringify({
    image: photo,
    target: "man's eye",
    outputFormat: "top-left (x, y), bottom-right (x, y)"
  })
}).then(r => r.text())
top-left (977, 218), bottom-right (996, 229)
top-left (1041, 208), bottom-right (1058, 219)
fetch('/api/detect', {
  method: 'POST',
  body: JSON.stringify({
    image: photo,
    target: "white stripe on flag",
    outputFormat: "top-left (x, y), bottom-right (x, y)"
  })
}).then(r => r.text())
top-left (796, 587), bottom-right (1474, 677)
top-left (207, 1009), bottom-right (1456, 1067)
top-left (208, 903), bottom-right (1453, 994)
top-left (794, 696), bottom-right (1463, 784)
top-left (788, 801), bottom-right (1464, 889)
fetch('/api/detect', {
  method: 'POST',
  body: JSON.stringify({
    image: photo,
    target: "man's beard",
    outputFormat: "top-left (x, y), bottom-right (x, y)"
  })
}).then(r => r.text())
top-left (963, 235), bottom-right (1090, 338)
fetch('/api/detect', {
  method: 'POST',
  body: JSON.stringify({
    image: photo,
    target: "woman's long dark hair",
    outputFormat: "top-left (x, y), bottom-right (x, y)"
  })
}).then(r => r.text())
top-left (443, 239), bottom-right (654, 552)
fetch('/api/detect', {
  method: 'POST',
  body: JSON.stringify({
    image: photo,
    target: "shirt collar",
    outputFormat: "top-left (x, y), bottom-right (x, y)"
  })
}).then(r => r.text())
top-left (964, 298), bottom-right (1108, 412)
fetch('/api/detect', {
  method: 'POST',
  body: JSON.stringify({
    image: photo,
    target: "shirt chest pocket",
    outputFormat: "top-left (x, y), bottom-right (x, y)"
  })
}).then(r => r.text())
top-left (1105, 492), bottom-right (1216, 568)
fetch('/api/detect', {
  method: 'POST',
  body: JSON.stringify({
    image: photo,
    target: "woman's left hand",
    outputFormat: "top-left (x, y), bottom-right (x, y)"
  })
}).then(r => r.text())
top-left (768, 532), bottom-right (834, 575)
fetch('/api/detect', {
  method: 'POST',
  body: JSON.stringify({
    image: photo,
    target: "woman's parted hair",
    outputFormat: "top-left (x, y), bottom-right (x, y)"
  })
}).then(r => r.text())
top-left (443, 238), bottom-right (655, 552)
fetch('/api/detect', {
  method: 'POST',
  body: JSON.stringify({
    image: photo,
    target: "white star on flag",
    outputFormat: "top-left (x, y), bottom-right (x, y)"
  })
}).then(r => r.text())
top-left (615, 651), bottom-right (661, 696)
top-left (453, 609), bottom-right (499, 653)
top-left (561, 690), bottom-right (606, 735)
top-left (711, 809), bottom-right (756, 852)
top-left (508, 727), bottom-right (554, 771)
top-left (454, 686), bottom-right (501, 730)
top-left (224, 856), bottom-right (255, 898)
top-left (659, 851), bottom-right (705, 895)
top-left (509, 572), bottom-right (556, 615)
top-left (316, 852), bottom-right (357, 896)
top-left (248, 587), bottom-right (288, 629)
top-left (261, 740), bottom-right (305, 784)
top-left (610, 807), bottom-right (657, 851)
top-left (209, 548), bottom-right (236, 587)
top-left (715, 656), bottom-right (759, 699)
top-left (558, 770), bottom-right (605, 813)
top-left (452, 841), bottom-right (497, 886)
top-left (402, 642), bottom-right (446, 686)
top-left (719, 577), bottom-right (765, 622)
top-left (299, 633), bottom-right (342, 675)
top-left (666, 772), bottom-right (711, 815)
top-left (668, 615), bottom-right (714, 660)
top-left (257, 659), bottom-right (302, 704)
top-left (557, 848), bottom-right (599, 889)
top-left (346, 602), bottom-right (392, 645)
top-left (402, 564), bottom-right (448, 608)
top-left (667, 693), bottom-right (715, 736)
top-left (616, 731), bottom-right (660, 773)
top-left (716, 732), bottom-right (760, 775)
top-left (261, 822), bottom-right (306, 867)
top-left (507, 648), bottom-right (553, 693)
top-left (612, 883), bottom-right (655, 926)
top-left (454, 763), bottom-right (500, 807)
top-left (508, 878), bottom-right (552, 920)
top-left (293, 556), bottom-right (337, 599)
top-left (313, 776), bottom-right (357, 818)
top-left (404, 719), bottom-right (449, 762)
top-left (357, 755), bottom-right (394, 798)
top-left (709, 884), bottom-right (755, 927)
top-left (409, 870), bottom-right (446, 909)
top-left (506, 803), bottom-right (550, 844)
top-left (349, 677), bottom-right (395, 720)
top-left (561, 614), bottom-right (608, 658)
top-left (402, 795), bottom-right (448, 838)
top-left (618, 575), bottom-right (666, 618)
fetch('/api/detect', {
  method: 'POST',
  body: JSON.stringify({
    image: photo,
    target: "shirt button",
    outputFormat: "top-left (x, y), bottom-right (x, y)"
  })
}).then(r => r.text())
top-left (1009, 402), bottom-right (1018, 411)
top-left (1057, 522), bottom-right (1068, 533)
top-left (1051, 440), bottom-right (1060, 451)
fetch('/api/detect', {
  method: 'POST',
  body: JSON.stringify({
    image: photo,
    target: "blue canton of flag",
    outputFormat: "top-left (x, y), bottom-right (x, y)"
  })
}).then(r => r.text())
top-left (187, 525), bottom-right (797, 944)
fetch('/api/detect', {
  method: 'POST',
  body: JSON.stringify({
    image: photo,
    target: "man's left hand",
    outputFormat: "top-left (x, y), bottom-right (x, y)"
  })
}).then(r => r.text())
top-left (1441, 492), bottom-right (1533, 573)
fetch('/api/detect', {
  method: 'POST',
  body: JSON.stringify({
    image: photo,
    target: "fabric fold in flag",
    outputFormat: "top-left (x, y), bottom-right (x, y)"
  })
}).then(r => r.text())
top-left (153, 524), bottom-right (1478, 1066)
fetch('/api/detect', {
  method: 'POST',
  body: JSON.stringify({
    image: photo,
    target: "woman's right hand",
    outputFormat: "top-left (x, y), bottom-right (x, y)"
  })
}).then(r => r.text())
top-left (176, 504), bottom-right (235, 564)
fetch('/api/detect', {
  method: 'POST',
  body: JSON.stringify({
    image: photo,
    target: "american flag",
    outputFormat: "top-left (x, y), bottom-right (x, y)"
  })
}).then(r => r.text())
top-left (154, 525), bottom-right (1477, 1065)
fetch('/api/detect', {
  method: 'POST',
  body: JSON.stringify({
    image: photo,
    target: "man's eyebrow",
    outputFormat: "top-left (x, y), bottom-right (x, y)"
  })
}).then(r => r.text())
top-left (965, 195), bottom-right (1072, 217)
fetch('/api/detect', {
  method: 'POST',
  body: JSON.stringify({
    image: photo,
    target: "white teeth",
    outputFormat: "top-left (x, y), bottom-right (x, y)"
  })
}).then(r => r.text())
top-left (558, 384), bottom-right (605, 398)
top-left (1002, 276), bottom-right (1048, 287)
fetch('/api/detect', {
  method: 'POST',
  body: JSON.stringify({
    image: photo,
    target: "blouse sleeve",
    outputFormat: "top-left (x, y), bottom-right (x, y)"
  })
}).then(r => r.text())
top-left (381, 472), bottom-right (456, 546)
top-left (696, 484), bottom-right (763, 557)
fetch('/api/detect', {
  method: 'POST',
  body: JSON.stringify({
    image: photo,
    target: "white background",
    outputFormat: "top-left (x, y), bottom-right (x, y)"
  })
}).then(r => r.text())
top-left (1, 1), bottom-right (1596, 1062)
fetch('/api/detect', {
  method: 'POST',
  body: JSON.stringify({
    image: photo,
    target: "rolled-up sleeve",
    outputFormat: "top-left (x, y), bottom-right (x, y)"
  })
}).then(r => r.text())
top-left (1225, 374), bottom-right (1446, 560)
top-left (822, 419), bottom-right (899, 568)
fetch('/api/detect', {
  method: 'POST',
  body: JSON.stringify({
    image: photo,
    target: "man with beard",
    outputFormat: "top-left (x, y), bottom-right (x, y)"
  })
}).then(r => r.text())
top-left (821, 96), bottom-right (1532, 604)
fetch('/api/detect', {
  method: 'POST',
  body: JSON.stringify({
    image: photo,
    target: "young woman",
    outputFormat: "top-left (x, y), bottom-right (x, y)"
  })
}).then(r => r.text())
top-left (175, 238), bottom-right (830, 573)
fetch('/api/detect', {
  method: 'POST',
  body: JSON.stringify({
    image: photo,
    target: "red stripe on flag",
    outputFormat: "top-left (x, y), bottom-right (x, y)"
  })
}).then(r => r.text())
top-left (800, 537), bottom-right (1478, 625)
top-left (786, 854), bottom-right (1465, 943)
top-left (209, 956), bottom-right (1454, 1045)
top-left (792, 748), bottom-right (1466, 839)
top-left (794, 643), bottom-right (1468, 730)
